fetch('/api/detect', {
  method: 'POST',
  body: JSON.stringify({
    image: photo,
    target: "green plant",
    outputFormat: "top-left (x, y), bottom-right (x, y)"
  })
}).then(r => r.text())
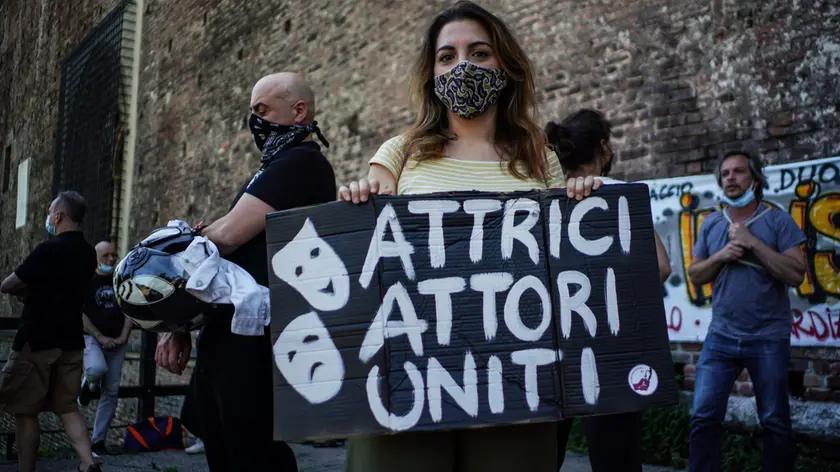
top-left (564, 397), bottom-right (840, 472)
top-left (638, 399), bottom-right (840, 472)
top-left (640, 397), bottom-right (692, 469)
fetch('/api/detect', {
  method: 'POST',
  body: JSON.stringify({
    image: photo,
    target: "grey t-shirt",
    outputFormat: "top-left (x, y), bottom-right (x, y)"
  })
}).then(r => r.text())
top-left (692, 206), bottom-right (806, 341)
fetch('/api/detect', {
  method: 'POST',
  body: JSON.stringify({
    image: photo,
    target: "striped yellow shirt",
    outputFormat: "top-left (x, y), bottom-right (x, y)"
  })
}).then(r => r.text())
top-left (369, 135), bottom-right (566, 195)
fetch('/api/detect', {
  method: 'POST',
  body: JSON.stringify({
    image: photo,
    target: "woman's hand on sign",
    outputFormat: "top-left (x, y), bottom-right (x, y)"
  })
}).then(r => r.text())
top-left (155, 331), bottom-right (192, 375)
top-left (339, 178), bottom-right (380, 204)
top-left (339, 164), bottom-right (398, 204)
top-left (565, 176), bottom-right (603, 201)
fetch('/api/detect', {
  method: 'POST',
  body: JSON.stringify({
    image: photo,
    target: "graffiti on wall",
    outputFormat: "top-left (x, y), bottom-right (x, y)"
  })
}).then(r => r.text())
top-left (641, 156), bottom-right (840, 346)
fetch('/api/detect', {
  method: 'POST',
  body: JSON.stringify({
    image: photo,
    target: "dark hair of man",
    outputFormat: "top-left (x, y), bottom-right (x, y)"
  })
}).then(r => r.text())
top-left (714, 150), bottom-right (767, 201)
top-left (55, 190), bottom-right (87, 223)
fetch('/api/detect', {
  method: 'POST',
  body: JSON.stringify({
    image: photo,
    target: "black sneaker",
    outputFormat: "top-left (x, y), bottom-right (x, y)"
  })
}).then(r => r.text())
top-left (78, 379), bottom-right (94, 407)
top-left (91, 440), bottom-right (110, 457)
top-left (79, 465), bottom-right (102, 472)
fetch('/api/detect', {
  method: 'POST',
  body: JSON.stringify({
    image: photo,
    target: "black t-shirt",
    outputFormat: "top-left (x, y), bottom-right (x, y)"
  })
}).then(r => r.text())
top-left (222, 141), bottom-right (337, 286)
top-left (13, 231), bottom-right (97, 351)
top-left (83, 273), bottom-right (124, 339)
top-left (198, 142), bottom-right (336, 365)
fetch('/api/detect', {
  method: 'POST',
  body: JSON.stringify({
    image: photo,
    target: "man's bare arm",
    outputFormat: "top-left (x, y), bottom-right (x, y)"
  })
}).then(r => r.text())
top-left (82, 314), bottom-right (104, 337)
top-left (728, 222), bottom-right (806, 287)
top-left (687, 256), bottom-right (724, 286)
top-left (0, 273), bottom-right (27, 296)
top-left (118, 316), bottom-right (134, 344)
top-left (687, 240), bottom-right (747, 286)
top-left (654, 232), bottom-right (671, 284)
top-left (201, 193), bottom-right (276, 256)
top-left (751, 243), bottom-right (806, 287)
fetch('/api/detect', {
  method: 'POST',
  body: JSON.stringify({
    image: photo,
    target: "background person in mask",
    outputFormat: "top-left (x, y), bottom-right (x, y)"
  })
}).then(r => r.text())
top-left (545, 109), bottom-right (671, 472)
top-left (0, 191), bottom-right (101, 472)
top-left (78, 240), bottom-right (133, 457)
top-left (338, 3), bottom-right (600, 471)
top-left (687, 151), bottom-right (806, 472)
top-left (154, 71), bottom-right (336, 472)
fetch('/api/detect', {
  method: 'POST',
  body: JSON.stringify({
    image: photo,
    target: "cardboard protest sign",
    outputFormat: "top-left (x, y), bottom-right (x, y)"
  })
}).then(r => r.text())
top-left (267, 184), bottom-right (677, 441)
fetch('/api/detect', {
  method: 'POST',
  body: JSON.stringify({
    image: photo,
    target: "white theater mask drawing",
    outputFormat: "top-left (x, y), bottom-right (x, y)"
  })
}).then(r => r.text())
top-left (271, 218), bottom-right (351, 312)
top-left (641, 155), bottom-right (840, 347)
top-left (271, 218), bottom-right (351, 404)
top-left (273, 311), bottom-right (345, 404)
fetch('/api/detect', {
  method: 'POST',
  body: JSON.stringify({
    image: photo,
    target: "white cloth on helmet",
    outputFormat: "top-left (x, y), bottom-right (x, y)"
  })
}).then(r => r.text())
top-left (166, 220), bottom-right (270, 336)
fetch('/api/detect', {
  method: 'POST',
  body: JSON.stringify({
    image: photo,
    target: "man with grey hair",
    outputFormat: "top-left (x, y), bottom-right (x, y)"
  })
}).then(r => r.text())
top-left (0, 191), bottom-right (100, 472)
top-left (687, 151), bottom-right (807, 472)
top-left (155, 72), bottom-right (336, 471)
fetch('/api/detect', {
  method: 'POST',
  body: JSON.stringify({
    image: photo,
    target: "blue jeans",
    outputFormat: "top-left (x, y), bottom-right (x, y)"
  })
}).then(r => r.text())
top-left (689, 331), bottom-right (794, 472)
top-left (83, 335), bottom-right (128, 443)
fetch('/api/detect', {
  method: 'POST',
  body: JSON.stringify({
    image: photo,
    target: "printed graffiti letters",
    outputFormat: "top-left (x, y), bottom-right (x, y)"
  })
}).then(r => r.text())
top-left (788, 180), bottom-right (840, 303)
top-left (808, 193), bottom-right (840, 298)
top-left (792, 308), bottom-right (840, 342)
top-left (649, 182), bottom-right (694, 201)
top-left (677, 192), bottom-right (713, 307)
top-left (667, 306), bottom-right (683, 333)
top-left (775, 163), bottom-right (840, 193)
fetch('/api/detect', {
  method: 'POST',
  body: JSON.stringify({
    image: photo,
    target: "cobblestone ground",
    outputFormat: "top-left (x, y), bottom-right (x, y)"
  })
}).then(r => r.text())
top-left (0, 447), bottom-right (686, 472)
top-left (0, 443), bottom-right (345, 472)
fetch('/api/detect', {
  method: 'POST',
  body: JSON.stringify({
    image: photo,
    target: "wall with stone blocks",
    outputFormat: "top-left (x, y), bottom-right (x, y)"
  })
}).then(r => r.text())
top-left (674, 343), bottom-right (840, 406)
top-left (0, 0), bottom-right (124, 319)
top-left (1, 0), bottom-right (839, 413)
top-left (129, 0), bottom-right (840, 409)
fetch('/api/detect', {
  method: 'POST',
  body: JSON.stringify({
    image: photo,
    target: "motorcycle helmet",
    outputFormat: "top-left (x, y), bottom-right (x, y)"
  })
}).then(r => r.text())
top-left (114, 224), bottom-right (230, 332)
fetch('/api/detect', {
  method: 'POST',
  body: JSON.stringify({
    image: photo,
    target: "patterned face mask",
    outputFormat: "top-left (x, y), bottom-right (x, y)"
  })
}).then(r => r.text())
top-left (434, 61), bottom-right (507, 120)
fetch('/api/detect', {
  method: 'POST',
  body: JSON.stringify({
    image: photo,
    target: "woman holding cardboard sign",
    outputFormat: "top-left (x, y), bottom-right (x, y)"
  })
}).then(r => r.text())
top-left (338, 2), bottom-right (600, 203)
top-left (338, 2), bottom-right (600, 471)
top-left (545, 109), bottom-right (672, 472)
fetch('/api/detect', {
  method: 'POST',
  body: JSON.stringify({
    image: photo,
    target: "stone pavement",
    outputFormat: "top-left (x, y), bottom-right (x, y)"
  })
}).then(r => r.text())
top-left (0, 445), bottom-right (686, 472)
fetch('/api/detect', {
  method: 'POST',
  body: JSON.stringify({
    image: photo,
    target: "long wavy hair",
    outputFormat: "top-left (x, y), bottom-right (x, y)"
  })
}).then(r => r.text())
top-left (403, 1), bottom-right (548, 182)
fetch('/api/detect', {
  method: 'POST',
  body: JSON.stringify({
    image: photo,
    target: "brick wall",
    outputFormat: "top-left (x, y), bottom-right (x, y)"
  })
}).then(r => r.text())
top-left (674, 343), bottom-right (840, 403)
top-left (126, 0), bottom-right (840, 242)
top-left (1, 0), bottom-right (839, 403)
top-left (129, 0), bottom-right (840, 406)
top-left (0, 0), bottom-right (123, 318)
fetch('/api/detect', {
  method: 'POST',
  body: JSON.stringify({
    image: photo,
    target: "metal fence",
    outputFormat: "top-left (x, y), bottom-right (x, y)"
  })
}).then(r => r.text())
top-left (52, 1), bottom-right (133, 244)
top-left (0, 318), bottom-right (186, 460)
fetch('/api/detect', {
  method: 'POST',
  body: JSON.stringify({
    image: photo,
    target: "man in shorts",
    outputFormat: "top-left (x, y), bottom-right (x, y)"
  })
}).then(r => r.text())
top-left (0, 191), bottom-right (101, 472)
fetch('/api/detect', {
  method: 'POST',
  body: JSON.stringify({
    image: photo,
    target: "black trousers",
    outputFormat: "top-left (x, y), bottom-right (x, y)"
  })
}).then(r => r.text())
top-left (187, 318), bottom-right (298, 472)
top-left (557, 411), bottom-right (644, 472)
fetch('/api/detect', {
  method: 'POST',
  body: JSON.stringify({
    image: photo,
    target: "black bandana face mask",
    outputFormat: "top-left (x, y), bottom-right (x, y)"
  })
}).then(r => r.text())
top-left (248, 113), bottom-right (330, 165)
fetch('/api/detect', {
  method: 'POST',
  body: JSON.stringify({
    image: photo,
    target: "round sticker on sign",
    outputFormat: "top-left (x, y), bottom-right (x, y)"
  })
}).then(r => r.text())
top-left (628, 364), bottom-right (658, 396)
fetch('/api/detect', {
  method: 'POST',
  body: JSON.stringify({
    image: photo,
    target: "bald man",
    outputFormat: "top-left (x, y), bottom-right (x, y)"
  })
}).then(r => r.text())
top-left (78, 240), bottom-right (133, 457)
top-left (155, 72), bottom-right (336, 472)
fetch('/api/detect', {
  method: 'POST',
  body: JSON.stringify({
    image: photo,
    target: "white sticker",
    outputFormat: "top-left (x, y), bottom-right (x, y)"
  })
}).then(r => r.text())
top-left (627, 364), bottom-right (658, 396)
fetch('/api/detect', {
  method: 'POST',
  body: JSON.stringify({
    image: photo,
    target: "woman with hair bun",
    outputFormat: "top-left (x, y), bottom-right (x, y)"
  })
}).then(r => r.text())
top-left (545, 109), bottom-right (672, 472)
